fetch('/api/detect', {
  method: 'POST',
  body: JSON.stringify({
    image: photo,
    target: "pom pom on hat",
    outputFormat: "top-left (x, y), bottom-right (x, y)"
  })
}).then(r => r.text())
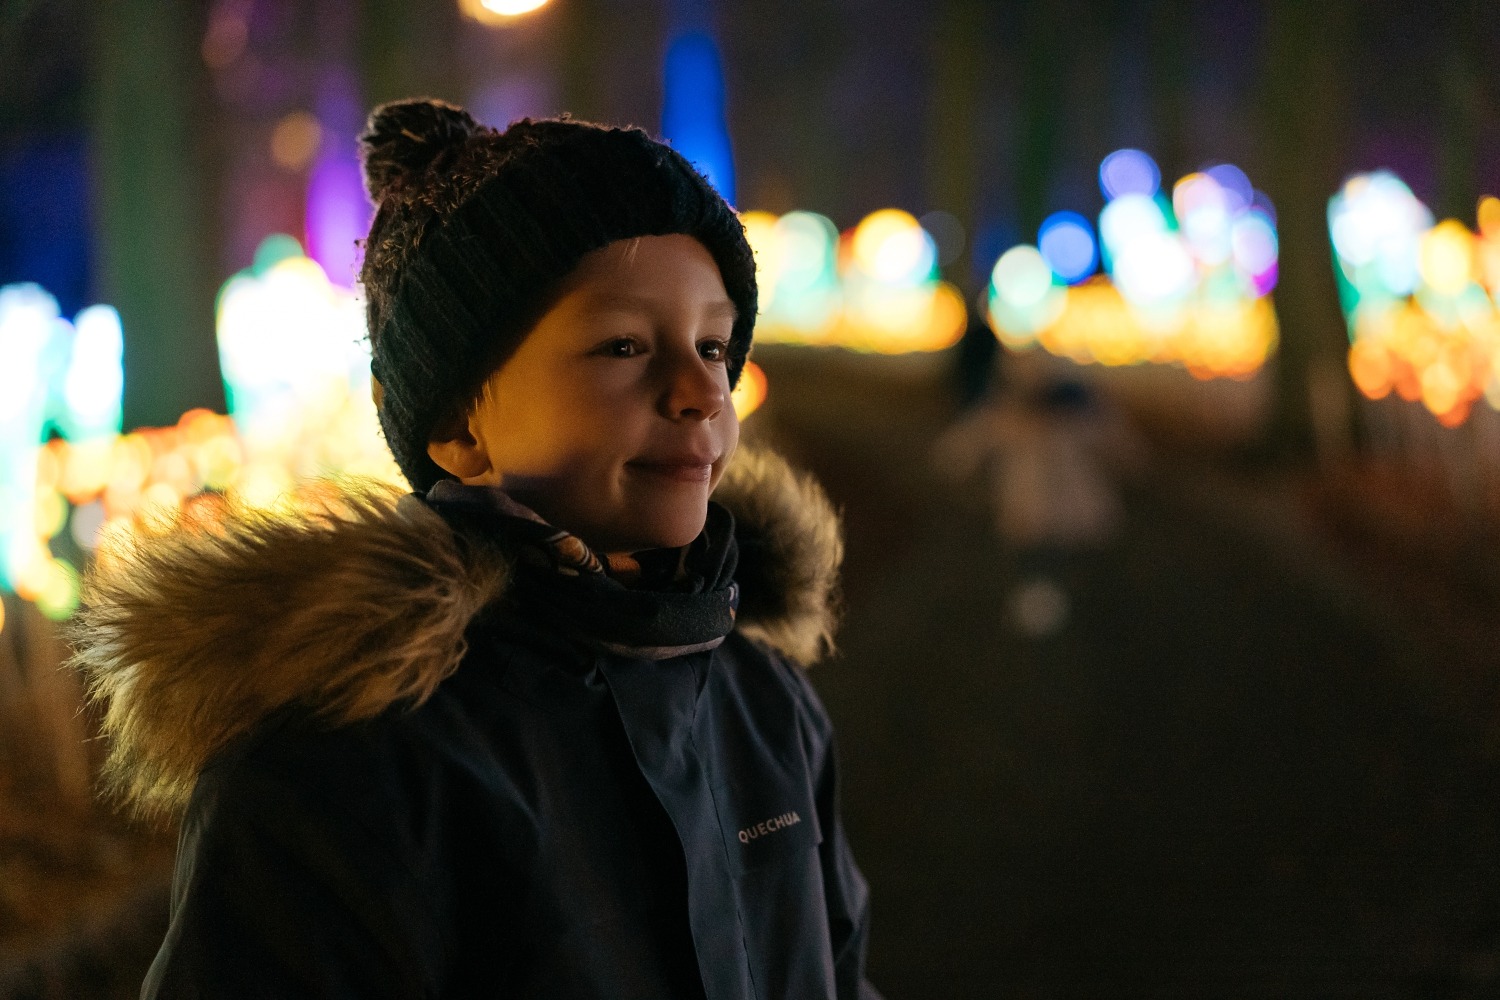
top-left (360, 99), bottom-right (489, 204)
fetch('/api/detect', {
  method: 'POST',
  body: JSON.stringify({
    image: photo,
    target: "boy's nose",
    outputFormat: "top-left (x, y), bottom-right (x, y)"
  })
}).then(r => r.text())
top-left (659, 350), bottom-right (727, 421)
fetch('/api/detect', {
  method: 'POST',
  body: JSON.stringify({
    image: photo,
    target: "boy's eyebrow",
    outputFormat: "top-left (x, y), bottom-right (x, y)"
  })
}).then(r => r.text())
top-left (581, 292), bottom-right (738, 320)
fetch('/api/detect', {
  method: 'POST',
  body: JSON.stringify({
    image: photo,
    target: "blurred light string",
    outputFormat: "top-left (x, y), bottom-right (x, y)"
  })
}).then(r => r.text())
top-left (985, 149), bottom-right (1280, 380)
top-left (741, 207), bottom-right (967, 354)
top-left (1330, 173), bottom-right (1500, 427)
top-left (0, 283), bottom-right (123, 619)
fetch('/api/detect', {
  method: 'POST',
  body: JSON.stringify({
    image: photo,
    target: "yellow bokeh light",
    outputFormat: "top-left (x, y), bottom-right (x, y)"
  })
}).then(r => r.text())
top-left (152, 449), bottom-right (197, 497)
top-left (108, 434), bottom-right (153, 494)
top-left (33, 487), bottom-right (67, 540)
top-left (459, 0), bottom-right (549, 24)
top-left (1479, 242), bottom-right (1500, 295)
top-left (484, 0), bottom-right (549, 11)
top-left (1418, 219), bottom-right (1476, 297)
top-left (60, 438), bottom-right (112, 504)
top-left (995, 276), bottom-right (1276, 379)
top-left (270, 112), bottom-right (323, 171)
top-left (1478, 196), bottom-right (1500, 241)
top-left (35, 441), bottom-right (62, 491)
top-left (923, 282), bottom-right (968, 352)
top-left (850, 209), bottom-right (932, 285)
top-left (8, 540), bottom-right (51, 602)
top-left (740, 210), bottom-right (783, 305)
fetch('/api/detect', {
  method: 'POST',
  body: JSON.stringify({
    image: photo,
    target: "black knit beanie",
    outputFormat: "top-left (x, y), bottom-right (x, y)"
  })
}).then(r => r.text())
top-left (358, 98), bottom-right (758, 492)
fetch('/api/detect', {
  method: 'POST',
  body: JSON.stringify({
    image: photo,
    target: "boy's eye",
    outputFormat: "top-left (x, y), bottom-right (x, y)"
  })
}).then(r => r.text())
top-left (599, 337), bottom-right (643, 358)
top-left (698, 339), bottom-right (729, 362)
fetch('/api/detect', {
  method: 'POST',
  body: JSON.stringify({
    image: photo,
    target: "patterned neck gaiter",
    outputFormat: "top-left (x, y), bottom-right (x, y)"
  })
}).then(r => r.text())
top-left (423, 481), bottom-right (740, 660)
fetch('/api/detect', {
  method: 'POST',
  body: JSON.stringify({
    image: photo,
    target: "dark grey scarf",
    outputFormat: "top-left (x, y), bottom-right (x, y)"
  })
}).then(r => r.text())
top-left (424, 481), bottom-right (739, 660)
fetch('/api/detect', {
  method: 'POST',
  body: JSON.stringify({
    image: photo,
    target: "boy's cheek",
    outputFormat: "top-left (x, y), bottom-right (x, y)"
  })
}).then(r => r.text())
top-left (710, 427), bottom-right (740, 493)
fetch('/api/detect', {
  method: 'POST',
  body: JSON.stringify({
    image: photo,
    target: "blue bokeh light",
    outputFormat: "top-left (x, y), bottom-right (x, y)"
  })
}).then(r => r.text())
top-left (1099, 148), bottom-right (1161, 201)
top-left (1037, 211), bottom-right (1098, 284)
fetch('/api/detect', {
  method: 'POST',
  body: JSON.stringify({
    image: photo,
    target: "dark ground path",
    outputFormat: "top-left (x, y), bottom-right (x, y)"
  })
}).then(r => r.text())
top-left (755, 349), bottom-right (1500, 999)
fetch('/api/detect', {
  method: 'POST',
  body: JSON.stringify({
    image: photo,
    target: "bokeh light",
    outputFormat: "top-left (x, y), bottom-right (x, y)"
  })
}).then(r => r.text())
top-left (62, 305), bottom-right (125, 441)
top-left (850, 209), bottom-right (937, 286)
top-left (459, 0), bottom-right (550, 23)
top-left (270, 112), bottom-right (323, 171)
top-left (1037, 211), bottom-right (1098, 285)
top-left (1204, 164), bottom-right (1253, 214)
top-left (0, 284), bottom-right (127, 598)
top-left (744, 207), bottom-right (965, 354)
top-left (1328, 171), bottom-right (1431, 299)
top-left (1479, 197), bottom-right (1500, 241)
top-left (1331, 174), bottom-right (1500, 427)
top-left (1099, 148), bottom-right (1161, 201)
top-left (732, 361), bottom-right (768, 419)
top-left (662, 33), bottom-right (735, 202)
top-left (988, 152), bottom-right (1279, 378)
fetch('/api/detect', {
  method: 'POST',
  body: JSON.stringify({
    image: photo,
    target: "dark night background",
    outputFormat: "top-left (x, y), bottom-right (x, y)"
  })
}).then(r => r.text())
top-left (4, 1), bottom-right (1500, 997)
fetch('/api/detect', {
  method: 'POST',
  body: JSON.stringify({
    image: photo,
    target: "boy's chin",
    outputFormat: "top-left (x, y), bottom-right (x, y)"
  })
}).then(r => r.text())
top-left (602, 513), bottom-right (707, 555)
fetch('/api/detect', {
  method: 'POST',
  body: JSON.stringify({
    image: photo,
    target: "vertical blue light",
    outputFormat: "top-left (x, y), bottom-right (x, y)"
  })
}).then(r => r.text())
top-left (661, 32), bottom-right (735, 204)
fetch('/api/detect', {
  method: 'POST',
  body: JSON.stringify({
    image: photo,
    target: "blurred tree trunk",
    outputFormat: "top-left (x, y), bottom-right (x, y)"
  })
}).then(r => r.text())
top-left (556, 0), bottom-right (609, 121)
top-left (1436, 0), bottom-right (1483, 224)
top-left (1258, 0), bottom-right (1354, 460)
top-left (1014, 0), bottom-right (1065, 241)
top-left (925, 0), bottom-right (983, 287)
top-left (91, 0), bottom-right (225, 430)
top-left (780, 0), bottom-right (841, 222)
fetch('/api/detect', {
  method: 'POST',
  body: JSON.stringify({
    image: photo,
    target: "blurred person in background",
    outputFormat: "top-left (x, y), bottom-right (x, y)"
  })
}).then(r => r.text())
top-left (934, 352), bottom-right (1146, 637)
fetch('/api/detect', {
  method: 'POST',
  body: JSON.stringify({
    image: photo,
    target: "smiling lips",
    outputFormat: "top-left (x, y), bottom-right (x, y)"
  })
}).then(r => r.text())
top-left (628, 454), bottom-right (716, 483)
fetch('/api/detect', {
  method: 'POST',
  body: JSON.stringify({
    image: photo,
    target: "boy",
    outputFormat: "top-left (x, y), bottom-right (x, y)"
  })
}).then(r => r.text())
top-left (73, 99), bottom-right (879, 999)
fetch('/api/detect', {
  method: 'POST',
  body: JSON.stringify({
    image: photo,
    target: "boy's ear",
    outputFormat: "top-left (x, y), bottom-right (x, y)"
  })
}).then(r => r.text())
top-left (426, 408), bottom-right (492, 481)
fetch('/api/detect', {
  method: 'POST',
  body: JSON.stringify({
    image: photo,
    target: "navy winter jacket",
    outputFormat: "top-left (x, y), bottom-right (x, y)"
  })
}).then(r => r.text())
top-left (72, 449), bottom-right (880, 999)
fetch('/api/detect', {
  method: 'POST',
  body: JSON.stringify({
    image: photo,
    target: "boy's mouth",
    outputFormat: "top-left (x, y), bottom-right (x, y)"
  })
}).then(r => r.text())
top-left (627, 453), bottom-right (717, 483)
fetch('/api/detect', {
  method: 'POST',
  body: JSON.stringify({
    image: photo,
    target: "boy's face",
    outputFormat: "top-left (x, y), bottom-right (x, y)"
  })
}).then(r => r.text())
top-left (429, 234), bottom-right (741, 555)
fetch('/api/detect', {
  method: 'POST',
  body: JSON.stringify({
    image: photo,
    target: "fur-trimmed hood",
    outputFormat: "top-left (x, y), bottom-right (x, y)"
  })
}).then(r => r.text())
top-left (69, 448), bottom-right (842, 818)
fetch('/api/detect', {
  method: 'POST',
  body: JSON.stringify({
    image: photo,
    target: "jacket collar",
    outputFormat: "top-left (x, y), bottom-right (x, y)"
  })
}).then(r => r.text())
top-left (69, 447), bottom-right (842, 817)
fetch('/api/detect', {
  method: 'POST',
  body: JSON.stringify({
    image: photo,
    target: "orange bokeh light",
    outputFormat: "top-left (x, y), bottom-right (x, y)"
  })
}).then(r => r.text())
top-left (732, 361), bottom-right (768, 419)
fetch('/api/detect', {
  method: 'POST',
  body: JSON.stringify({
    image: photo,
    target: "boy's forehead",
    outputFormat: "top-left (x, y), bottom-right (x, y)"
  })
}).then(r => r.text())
top-left (575, 289), bottom-right (737, 318)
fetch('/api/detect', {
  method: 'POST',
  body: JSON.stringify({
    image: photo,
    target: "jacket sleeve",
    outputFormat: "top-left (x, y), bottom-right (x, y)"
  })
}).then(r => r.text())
top-left (142, 751), bottom-right (443, 1000)
top-left (794, 672), bottom-right (884, 1000)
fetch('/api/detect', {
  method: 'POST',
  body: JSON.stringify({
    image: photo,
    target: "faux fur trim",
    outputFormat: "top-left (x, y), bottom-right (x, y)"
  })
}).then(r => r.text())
top-left (67, 448), bottom-right (841, 817)
top-left (715, 449), bottom-right (843, 665)
top-left (68, 484), bottom-right (508, 817)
